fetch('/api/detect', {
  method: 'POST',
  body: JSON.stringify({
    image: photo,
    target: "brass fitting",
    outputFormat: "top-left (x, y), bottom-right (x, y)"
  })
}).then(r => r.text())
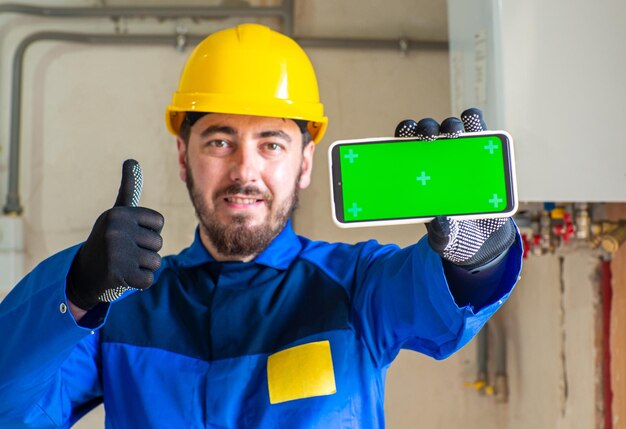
top-left (591, 221), bottom-right (626, 253)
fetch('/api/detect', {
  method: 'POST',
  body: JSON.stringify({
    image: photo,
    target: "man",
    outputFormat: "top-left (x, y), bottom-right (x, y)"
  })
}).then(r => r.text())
top-left (0, 24), bottom-right (522, 428)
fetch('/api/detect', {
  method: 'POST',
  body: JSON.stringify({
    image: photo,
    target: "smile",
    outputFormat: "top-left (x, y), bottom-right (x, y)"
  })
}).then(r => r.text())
top-left (225, 197), bottom-right (261, 205)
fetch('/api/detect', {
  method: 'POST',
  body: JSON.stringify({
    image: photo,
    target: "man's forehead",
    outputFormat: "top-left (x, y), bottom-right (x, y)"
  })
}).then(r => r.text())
top-left (193, 113), bottom-right (299, 131)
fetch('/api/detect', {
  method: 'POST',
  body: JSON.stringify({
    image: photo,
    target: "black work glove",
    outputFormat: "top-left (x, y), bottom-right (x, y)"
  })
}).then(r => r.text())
top-left (66, 160), bottom-right (164, 310)
top-left (395, 108), bottom-right (516, 271)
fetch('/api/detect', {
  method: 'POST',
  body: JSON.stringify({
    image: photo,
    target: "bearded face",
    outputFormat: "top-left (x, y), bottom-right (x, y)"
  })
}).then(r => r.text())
top-left (185, 164), bottom-right (300, 258)
top-left (176, 113), bottom-right (315, 261)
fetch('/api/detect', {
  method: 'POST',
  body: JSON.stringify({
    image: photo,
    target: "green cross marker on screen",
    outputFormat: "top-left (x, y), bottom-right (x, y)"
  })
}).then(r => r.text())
top-left (348, 202), bottom-right (362, 217)
top-left (416, 171), bottom-right (431, 186)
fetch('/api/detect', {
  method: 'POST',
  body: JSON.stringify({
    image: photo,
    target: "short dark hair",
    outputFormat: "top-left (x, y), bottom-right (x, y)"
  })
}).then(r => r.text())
top-left (178, 113), bottom-right (312, 149)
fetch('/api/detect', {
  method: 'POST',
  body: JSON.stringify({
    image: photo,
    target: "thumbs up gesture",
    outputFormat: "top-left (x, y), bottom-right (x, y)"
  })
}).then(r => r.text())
top-left (66, 160), bottom-right (164, 310)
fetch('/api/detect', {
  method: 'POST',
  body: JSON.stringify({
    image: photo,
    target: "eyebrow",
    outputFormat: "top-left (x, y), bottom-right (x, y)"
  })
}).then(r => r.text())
top-left (199, 125), bottom-right (293, 143)
top-left (200, 125), bottom-right (236, 138)
top-left (257, 130), bottom-right (292, 143)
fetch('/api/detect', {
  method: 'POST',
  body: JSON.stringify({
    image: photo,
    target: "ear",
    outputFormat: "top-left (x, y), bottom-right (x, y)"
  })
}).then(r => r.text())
top-left (176, 137), bottom-right (188, 183)
top-left (298, 141), bottom-right (316, 189)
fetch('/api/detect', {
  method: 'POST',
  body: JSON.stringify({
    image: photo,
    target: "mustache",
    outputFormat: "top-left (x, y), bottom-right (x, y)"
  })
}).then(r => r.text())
top-left (215, 184), bottom-right (273, 202)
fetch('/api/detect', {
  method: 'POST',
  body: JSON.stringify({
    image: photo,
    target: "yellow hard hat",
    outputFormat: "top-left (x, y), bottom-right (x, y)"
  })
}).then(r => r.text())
top-left (165, 23), bottom-right (328, 143)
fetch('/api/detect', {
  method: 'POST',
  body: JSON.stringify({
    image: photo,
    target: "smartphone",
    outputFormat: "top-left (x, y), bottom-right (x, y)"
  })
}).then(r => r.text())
top-left (328, 131), bottom-right (518, 228)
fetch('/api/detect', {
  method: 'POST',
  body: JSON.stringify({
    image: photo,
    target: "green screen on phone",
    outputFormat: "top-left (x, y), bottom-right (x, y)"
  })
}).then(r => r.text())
top-left (331, 134), bottom-right (515, 224)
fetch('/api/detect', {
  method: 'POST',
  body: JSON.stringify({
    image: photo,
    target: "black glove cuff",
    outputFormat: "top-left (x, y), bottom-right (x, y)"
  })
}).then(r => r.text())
top-left (66, 262), bottom-right (97, 311)
top-left (456, 218), bottom-right (516, 271)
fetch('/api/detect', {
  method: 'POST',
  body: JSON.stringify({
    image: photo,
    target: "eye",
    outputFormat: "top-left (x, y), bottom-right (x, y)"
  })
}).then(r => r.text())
top-left (262, 142), bottom-right (286, 156)
top-left (207, 139), bottom-right (230, 148)
top-left (201, 139), bottom-right (233, 156)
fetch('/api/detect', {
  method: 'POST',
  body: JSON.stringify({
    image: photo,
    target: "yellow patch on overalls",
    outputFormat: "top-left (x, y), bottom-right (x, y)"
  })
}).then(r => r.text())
top-left (267, 340), bottom-right (337, 404)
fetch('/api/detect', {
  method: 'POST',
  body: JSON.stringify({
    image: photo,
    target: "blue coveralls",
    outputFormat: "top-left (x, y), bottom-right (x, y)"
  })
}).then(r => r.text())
top-left (0, 221), bottom-right (523, 428)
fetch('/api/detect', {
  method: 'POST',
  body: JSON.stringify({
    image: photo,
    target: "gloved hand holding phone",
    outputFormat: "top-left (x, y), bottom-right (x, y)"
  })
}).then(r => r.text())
top-left (394, 108), bottom-right (516, 271)
top-left (66, 159), bottom-right (165, 311)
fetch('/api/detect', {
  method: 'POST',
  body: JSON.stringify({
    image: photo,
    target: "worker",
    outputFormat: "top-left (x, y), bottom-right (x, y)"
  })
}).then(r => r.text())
top-left (0, 23), bottom-right (522, 428)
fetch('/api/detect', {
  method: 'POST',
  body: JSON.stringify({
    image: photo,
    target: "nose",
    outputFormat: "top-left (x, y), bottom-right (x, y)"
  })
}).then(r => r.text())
top-left (229, 145), bottom-right (260, 184)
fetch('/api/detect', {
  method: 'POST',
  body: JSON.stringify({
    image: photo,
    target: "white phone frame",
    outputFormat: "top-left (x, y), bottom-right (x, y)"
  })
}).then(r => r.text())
top-left (327, 131), bottom-right (518, 228)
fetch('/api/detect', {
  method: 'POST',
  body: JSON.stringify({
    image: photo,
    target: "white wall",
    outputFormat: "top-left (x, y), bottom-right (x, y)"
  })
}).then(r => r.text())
top-left (0, 1), bottom-right (606, 428)
top-left (499, 0), bottom-right (626, 202)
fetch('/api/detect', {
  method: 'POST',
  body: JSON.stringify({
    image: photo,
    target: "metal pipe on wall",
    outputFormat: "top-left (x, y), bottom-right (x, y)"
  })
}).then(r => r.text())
top-left (0, 1), bottom-right (294, 214)
top-left (473, 320), bottom-right (508, 403)
top-left (601, 257), bottom-right (613, 429)
top-left (0, 3), bottom-right (293, 26)
top-left (476, 326), bottom-right (488, 385)
top-left (4, 32), bottom-right (207, 215)
top-left (297, 37), bottom-right (446, 52)
top-left (0, 2), bottom-right (447, 214)
top-left (491, 319), bottom-right (508, 403)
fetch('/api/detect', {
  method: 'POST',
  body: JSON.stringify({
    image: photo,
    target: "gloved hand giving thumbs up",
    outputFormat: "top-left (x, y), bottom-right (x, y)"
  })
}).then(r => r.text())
top-left (66, 160), bottom-right (165, 310)
top-left (395, 108), bottom-right (516, 271)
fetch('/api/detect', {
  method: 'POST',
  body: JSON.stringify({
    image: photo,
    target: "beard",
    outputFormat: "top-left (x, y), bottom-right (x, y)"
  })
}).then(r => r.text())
top-left (185, 161), bottom-right (300, 258)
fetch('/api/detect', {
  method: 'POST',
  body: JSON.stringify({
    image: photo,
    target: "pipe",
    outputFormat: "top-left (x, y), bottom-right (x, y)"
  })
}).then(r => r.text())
top-left (0, 1), bottom-right (291, 214)
top-left (476, 326), bottom-right (488, 387)
top-left (474, 320), bottom-right (508, 402)
top-left (0, 2), bottom-right (447, 214)
top-left (601, 257), bottom-right (613, 429)
top-left (0, 3), bottom-right (291, 20)
top-left (490, 318), bottom-right (508, 403)
top-left (2, 30), bottom-right (447, 214)
top-left (4, 32), bottom-right (208, 214)
top-left (281, 0), bottom-right (294, 37)
top-left (298, 37), bottom-right (447, 52)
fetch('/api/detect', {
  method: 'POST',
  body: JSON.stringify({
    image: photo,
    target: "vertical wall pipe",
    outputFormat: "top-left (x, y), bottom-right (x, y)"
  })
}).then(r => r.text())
top-left (4, 32), bottom-right (205, 214)
top-left (491, 318), bottom-right (508, 403)
top-left (0, 3), bottom-right (447, 214)
top-left (476, 326), bottom-right (488, 385)
top-left (0, 2), bottom-right (294, 214)
top-left (475, 320), bottom-right (508, 402)
top-left (602, 257), bottom-right (613, 429)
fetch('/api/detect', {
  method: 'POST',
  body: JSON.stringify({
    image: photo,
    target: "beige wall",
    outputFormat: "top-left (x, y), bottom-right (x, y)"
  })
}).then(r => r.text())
top-left (0, 1), bottom-right (622, 428)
